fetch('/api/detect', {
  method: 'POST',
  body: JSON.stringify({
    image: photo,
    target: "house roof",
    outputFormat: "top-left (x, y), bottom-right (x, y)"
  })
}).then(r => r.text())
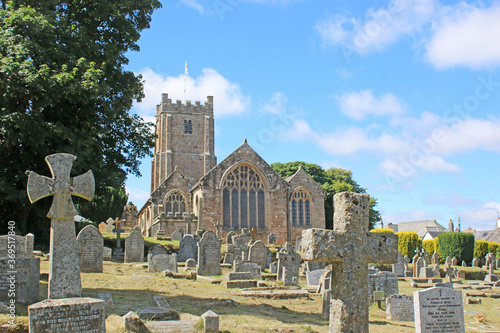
top-left (472, 228), bottom-right (500, 244)
top-left (423, 231), bottom-right (442, 240)
top-left (388, 220), bottom-right (447, 238)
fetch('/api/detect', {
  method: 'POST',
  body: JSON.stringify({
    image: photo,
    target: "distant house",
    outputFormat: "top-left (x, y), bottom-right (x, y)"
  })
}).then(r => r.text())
top-left (422, 231), bottom-right (442, 241)
top-left (469, 217), bottom-right (500, 244)
top-left (387, 220), bottom-right (447, 239)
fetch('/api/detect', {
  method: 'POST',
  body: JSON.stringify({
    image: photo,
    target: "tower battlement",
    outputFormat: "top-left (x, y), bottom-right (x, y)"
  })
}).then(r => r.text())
top-left (156, 93), bottom-right (213, 116)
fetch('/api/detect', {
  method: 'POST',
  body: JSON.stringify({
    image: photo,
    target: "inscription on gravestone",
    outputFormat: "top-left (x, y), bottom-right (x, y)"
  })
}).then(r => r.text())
top-left (197, 231), bottom-right (221, 276)
top-left (76, 225), bottom-right (103, 273)
top-left (414, 287), bottom-right (464, 333)
top-left (386, 294), bottom-right (414, 322)
top-left (124, 231), bottom-right (144, 263)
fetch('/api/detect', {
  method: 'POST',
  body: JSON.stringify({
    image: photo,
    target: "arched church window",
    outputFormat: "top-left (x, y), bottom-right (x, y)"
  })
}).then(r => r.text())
top-left (183, 120), bottom-right (192, 134)
top-left (222, 164), bottom-right (266, 230)
top-left (164, 191), bottom-right (186, 217)
top-left (290, 188), bottom-right (311, 227)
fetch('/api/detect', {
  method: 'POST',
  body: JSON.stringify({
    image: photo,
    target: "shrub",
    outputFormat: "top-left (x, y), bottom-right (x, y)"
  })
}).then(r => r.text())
top-left (488, 242), bottom-right (500, 257)
top-left (433, 237), bottom-right (441, 262)
top-left (422, 240), bottom-right (434, 254)
top-left (396, 231), bottom-right (420, 261)
top-left (439, 232), bottom-right (474, 263)
top-left (369, 228), bottom-right (395, 234)
top-left (474, 240), bottom-right (489, 259)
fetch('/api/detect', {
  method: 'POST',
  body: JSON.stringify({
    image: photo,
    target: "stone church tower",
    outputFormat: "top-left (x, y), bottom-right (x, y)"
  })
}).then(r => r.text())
top-left (151, 93), bottom-right (217, 192)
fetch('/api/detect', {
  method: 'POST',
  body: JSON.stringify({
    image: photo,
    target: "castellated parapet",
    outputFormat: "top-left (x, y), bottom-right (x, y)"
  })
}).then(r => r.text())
top-left (156, 93), bottom-right (214, 116)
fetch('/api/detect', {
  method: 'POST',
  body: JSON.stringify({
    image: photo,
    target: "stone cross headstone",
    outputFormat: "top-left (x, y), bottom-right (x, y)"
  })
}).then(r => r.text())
top-left (178, 234), bottom-right (198, 262)
top-left (27, 153), bottom-right (94, 299)
top-left (300, 192), bottom-right (398, 333)
top-left (414, 287), bottom-right (464, 333)
top-left (113, 222), bottom-right (124, 249)
top-left (197, 231), bottom-right (221, 276)
top-left (484, 260), bottom-right (499, 282)
top-left (76, 225), bottom-right (103, 273)
top-left (184, 213), bottom-right (195, 235)
top-left (124, 230), bottom-right (144, 263)
top-left (104, 218), bottom-right (115, 233)
top-left (248, 240), bottom-right (268, 270)
top-left (277, 243), bottom-right (300, 286)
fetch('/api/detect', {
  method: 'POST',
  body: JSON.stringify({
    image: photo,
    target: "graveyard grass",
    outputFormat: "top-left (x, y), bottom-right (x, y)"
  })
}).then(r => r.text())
top-left (1, 249), bottom-right (500, 332)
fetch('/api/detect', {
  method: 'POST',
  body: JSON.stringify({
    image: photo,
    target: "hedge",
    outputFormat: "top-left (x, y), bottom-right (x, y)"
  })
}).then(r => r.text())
top-left (369, 228), bottom-right (395, 234)
top-left (396, 231), bottom-right (420, 261)
top-left (474, 240), bottom-right (489, 259)
top-left (438, 232), bottom-right (474, 263)
top-left (422, 240), bottom-right (434, 255)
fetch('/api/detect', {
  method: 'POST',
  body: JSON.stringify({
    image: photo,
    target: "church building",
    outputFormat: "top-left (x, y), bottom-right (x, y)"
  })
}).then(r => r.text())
top-left (137, 93), bottom-right (326, 245)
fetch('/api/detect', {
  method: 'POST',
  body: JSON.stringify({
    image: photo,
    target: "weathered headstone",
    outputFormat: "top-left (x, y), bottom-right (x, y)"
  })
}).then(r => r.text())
top-left (300, 192), bottom-right (398, 333)
top-left (368, 272), bottom-right (399, 299)
top-left (27, 153), bottom-right (94, 299)
top-left (171, 229), bottom-right (184, 242)
top-left (230, 232), bottom-right (252, 260)
top-left (451, 256), bottom-right (458, 266)
top-left (306, 269), bottom-right (325, 286)
top-left (472, 257), bottom-right (480, 267)
top-left (76, 225), bottom-right (103, 273)
top-left (414, 257), bottom-right (423, 278)
top-left (98, 222), bottom-right (106, 233)
top-left (185, 258), bottom-right (197, 268)
top-left (202, 310), bottom-right (219, 333)
top-left (112, 222), bottom-right (125, 258)
top-left (103, 247), bottom-right (112, 260)
top-left (124, 230), bottom-right (144, 263)
top-left (149, 253), bottom-right (177, 273)
top-left (270, 261), bottom-right (277, 274)
top-left (28, 298), bottom-right (105, 332)
top-left (104, 218), bottom-right (115, 233)
top-left (386, 294), bottom-right (414, 321)
top-left (148, 244), bottom-right (169, 258)
top-left (431, 251), bottom-right (439, 265)
top-left (178, 234), bottom-right (197, 262)
top-left (226, 231), bottom-right (236, 245)
top-left (304, 261), bottom-right (328, 272)
top-left (0, 257), bottom-right (40, 305)
top-left (248, 240), bottom-right (267, 270)
top-left (233, 260), bottom-right (261, 280)
top-left (267, 233), bottom-right (276, 245)
top-left (277, 243), bottom-right (300, 286)
top-left (0, 233), bottom-right (34, 257)
top-left (484, 260), bottom-right (499, 282)
top-left (414, 287), bottom-right (464, 333)
top-left (392, 251), bottom-right (405, 277)
top-left (223, 253), bottom-right (234, 265)
top-left (197, 231), bottom-right (221, 276)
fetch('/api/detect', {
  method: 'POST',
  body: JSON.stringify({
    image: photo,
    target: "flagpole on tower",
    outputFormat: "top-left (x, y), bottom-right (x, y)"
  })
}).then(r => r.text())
top-left (184, 61), bottom-right (188, 103)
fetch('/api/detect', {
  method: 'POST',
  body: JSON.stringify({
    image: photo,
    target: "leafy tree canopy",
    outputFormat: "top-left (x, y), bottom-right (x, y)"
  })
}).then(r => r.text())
top-left (270, 161), bottom-right (381, 229)
top-left (0, 0), bottom-right (161, 237)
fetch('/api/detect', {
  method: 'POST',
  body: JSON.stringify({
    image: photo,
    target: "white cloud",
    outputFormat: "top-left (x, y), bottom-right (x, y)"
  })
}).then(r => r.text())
top-left (135, 67), bottom-right (251, 119)
top-left (382, 209), bottom-right (443, 224)
top-left (426, 4), bottom-right (500, 69)
top-left (181, 0), bottom-right (205, 14)
top-left (456, 201), bottom-right (500, 230)
top-left (125, 186), bottom-right (150, 206)
top-left (315, 0), bottom-right (437, 54)
top-left (336, 90), bottom-right (407, 120)
top-left (262, 92), bottom-right (288, 115)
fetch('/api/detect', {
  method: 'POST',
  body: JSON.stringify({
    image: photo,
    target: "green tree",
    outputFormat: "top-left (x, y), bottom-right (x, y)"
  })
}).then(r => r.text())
top-left (270, 161), bottom-right (381, 229)
top-left (0, 0), bottom-right (161, 239)
top-left (77, 186), bottom-right (128, 225)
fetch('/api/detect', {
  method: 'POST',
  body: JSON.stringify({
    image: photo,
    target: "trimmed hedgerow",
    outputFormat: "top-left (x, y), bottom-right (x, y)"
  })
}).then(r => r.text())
top-left (438, 232), bottom-right (474, 264)
top-left (396, 231), bottom-right (420, 261)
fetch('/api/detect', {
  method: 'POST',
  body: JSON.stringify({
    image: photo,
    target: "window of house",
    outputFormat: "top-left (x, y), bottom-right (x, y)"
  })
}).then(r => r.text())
top-left (222, 164), bottom-right (266, 230)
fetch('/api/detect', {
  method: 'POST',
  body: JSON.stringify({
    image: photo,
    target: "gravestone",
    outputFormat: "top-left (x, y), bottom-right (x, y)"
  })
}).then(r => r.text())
top-left (270, 261), bottom-right (277, 274)
top-left (27, 153), bottom-right (94, 299)
top-left (0, 233), bottom-right (34, 257)
top-left (147, 244), bottom-right (169, 258)
top-left (133, 225), bottom-right (141, 232)
top-left (202, 310), bottom-right (219, 333)
top-left (230, 232), bottom-right (252, 260)
top-left (431, 251), bottom-right (439, 265)
top-left (277, 243), bottom-right (300, 286)
top-left (112, 222), bottom-right (125, 258)
top-left (422, 249), bottom-right (431, 266)
top-left (451, 256), bottom-right (458, 266)
top-left (185, 258), bottom-right (197, 268)
top-left (98, 222), bottom-right (106, 233)
top-left (76, 225), bottom-right (103, 273)
top-left (485, 253), bottom-right (496, 269)
top-left (414, 287), bottom-right (464, 333)
top-left (29, 298), bottom-right (105, 332)
top-left (233, 260), bottom-right (261, 280)
top-left (306, 269), bottom-right (325, 286)
top-left (300, 192), bottom-right (398, 333)
top-left (484, 261), bottom-right (499, 282)
top-left (197, 231), bottom-right (221, 276)
top-left (103, 247), bottom-right (112, 260)
top-left (248, 240), bottom-right (268, 270)
top-left (386, 294), bottom-right (414, 321)
top-left (304, 261), bottom-right (328, 272)
top-left (0, 257), bottom-right (40, 305)
top-left (223, 253), bottom-right (234, 265)
top-left (171, 229), bottom-right (184, 242)
top-left (124, 230), bottom-right (144, 263)
top-left (226, 231), bottom-right (236, 245)
top-left (267, 233), bottom-right (276, 245)
top-left (497, 257), bottom-right (500, 269)
top-left (414, 257), bottom-right (423, 278)
top-left (178, 234), bottom-right (197, 262)
top-left (104, 218), bottom-right (115, 233)
top-left (432, 264), bottom-right (440, 277)
top-left (472, 257), bottom-right (480, 267)
top-left (149, 253), bottom-right (177, 273)
top-left (461, 260), bottom-right (467, 267)
top-left (392, 251), bottom-right (405, 277)
top-left (368, 272), bottom-right (399, 299)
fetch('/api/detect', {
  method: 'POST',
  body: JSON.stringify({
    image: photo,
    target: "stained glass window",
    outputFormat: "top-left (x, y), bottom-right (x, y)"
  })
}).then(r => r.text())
top-left (290, 188), bottom-right (311, 227)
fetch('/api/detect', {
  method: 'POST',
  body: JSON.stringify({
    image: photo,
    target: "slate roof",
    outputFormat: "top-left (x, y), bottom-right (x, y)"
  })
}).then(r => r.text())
top-left (387, 220), bottom-right (447, 238)
top-left (472, 228), bottom-right (500, 244)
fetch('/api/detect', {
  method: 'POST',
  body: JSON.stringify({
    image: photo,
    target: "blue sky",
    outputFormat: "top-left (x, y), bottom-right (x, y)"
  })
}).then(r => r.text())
top-left (124, 0), bottom-right (500, 231)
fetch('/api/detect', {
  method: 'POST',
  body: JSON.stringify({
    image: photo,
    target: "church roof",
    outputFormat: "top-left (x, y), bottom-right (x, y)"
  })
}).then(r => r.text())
top-left (285, 166), bottom-right (327, 197)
